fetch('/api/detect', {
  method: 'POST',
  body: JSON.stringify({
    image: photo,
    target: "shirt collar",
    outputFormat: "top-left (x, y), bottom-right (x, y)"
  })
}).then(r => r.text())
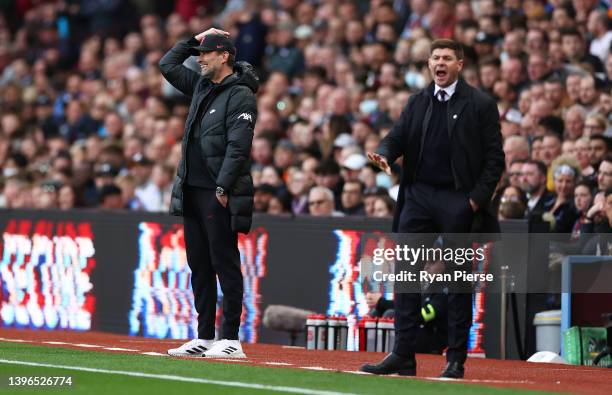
top-left (434, 79), bottom-right (458, 99)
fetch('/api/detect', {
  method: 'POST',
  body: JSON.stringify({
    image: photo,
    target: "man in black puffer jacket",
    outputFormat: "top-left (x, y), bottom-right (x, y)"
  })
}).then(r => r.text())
top-left (159, 28), bottom-right (258, 359)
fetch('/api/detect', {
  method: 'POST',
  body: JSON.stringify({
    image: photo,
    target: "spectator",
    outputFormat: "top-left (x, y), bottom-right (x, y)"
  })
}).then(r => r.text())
top-left (580, 189), bottom-right (612, 255)
top-left (99, 184), bottom-right (124, 210)
top-left (546, 157), bottom-right (580, 233)
top-left (116, 174), bottom-right (144, 210)
top-left (503, 136), bottom-right (529, 171)
top-left (265, 21), bottom-right (305, 78)
top-left (0, 0), bottom-right (608, 228)
top-left (341, 180), bottom-right (365, 216)
top-left (587, 9), bottom-right (612, 63)
top-left (521, 160), bottom-right (555, 220)
top-left (286, 168), bottom-right (309, 215)
top-left (314, 159), bottom-right (343, 209)
top-left (571, 181), bottom-right (595, 239)
top-left (363, 186), bottom-right (389, 217)
top-left (254, 184), bottom-right (277, 213)
top-left (507, 159), bottom-right (526, 188)
top-left (574, 137), bottom-right (595, 179)
top-left (134, 163), bottom-right (172, 212)
top-left (584, 113), bottom-right (608, 136)
top-left (531, 136), bottom-right (544, 161)
top-left (341, 153), bottom-right (367, 183)
top-left (579, 75), bottom-right (600, 114)
top-left (541, 133), bottom-right (562, 167)
top-left (307, 186), bottom-right (343, 217)
top-left (560, 28), bottom-right (604, 73)
top-left (564, 105), bottom-right (586, 139)
top-left (267, 194), bottom-right (290, 215)
top-left (372, 195), bottom-right (395, 218)
top-left (58, 184), bottom-right (76, 210)
top-left (498, 185), bottom-right (527, 220)
top-left (35, 181), bottom-right (60, 209)
top-left (597, 155), bottom-right (612, 192)
top-left (589, 135), bottom-right (610, 172)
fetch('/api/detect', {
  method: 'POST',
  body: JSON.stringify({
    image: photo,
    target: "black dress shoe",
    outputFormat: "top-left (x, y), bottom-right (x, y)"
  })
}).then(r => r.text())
top-left (439, 361), bottom-right (464, 378)
top-left (360, 353), bottom-right (416, 376)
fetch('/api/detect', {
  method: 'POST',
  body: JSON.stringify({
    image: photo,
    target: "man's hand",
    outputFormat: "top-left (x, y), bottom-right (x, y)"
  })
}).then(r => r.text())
top-left (469, 199), bottom-right (479, 212)
top-left (195, 28), bottom-right (230, 43)
top-left (367, 152), bottom-right (391, 176)
top-left (586, 198), bottom-right (604, 221)
top-left (217, 194), bottom-right (228, 208)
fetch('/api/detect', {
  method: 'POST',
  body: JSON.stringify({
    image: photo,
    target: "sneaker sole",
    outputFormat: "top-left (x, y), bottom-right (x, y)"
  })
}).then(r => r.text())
top-left (202, 352), bottom-right (247, 359)
top-left (167, 351), bottom-right (206, 357)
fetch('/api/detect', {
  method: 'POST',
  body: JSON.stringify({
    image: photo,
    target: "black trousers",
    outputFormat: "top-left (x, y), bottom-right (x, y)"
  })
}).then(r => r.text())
top-left (183, 186), bottom-right (243, 340)
top-left (393, 183), bottom-right (473, 364)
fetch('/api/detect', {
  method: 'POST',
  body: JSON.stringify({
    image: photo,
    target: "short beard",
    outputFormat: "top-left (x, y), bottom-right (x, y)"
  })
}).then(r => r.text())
top-left (522, 183), bottom-right (537, 194)
top-left (201, 66), bottom-right (215, 79)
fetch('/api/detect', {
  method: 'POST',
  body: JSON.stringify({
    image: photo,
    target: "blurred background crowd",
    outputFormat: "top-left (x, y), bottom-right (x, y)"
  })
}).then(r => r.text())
top-left (0, 0), bottom-right (611, 236)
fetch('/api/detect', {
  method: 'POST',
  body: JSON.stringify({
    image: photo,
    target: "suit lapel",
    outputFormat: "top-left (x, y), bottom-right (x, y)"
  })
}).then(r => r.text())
top-left (447, 78), bottom-right (468, 138)
top-left (447, 97), bottom-right (467, 137)
top-left (420, 86), bottom-right (434, 155)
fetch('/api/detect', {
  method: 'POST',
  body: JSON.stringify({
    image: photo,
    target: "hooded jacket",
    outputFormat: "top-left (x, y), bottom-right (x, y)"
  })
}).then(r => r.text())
top-left (159, 37), bottom-right (259, 233)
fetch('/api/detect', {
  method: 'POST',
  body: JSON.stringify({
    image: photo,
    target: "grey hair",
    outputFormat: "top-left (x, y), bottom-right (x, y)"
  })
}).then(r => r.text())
top-left (309, 186), bottom-right (334, 202)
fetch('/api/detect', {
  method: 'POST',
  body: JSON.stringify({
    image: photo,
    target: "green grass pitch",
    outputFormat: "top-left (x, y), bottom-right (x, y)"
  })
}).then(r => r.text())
top-left (0, 342), bottom-right (553, 394)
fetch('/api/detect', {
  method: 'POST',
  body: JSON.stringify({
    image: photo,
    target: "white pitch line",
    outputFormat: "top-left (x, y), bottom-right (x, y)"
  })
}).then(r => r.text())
top-left (342, 371), bottom-right (370, 375)
top-left (141, 352), bottom-right (167, 356)
top-left (0, 359), bottom-right (357, 395)
top-left (424, 377), bottom-right (535, 384)
top-left (0, 338), bottom-right (31, 343)
top-left (43, 341), bottom-right (69, 345)
top-left (74, 343), bottom-right (103, 348)
top-left (103, 347), bottom-right (138, 352)
top-left (300, 367), bottom-right (333, 371)
top-left (265, 362), bottom-right (293, 366)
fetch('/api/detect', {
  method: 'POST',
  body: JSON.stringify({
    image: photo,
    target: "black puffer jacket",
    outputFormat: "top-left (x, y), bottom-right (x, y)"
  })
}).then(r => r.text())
top-left (159, 38), bottom-right (259, 233)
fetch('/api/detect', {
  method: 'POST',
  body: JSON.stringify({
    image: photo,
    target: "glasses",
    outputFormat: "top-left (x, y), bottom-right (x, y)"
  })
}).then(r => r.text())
top-left (509, 172), bottom-right (522, 177)
top-left (308, 200), bottom-right (327, 207)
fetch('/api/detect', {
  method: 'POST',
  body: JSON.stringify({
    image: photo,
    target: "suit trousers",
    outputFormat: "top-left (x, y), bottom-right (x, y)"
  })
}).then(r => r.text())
top-left (183, 185), bottom-right (243, 340)
top-left (393, 183), bottom-right (474, 364)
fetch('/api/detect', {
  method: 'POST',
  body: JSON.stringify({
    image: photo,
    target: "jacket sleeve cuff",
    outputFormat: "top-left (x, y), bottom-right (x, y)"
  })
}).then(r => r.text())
top-left (468, 190), bottom-right (489, 209)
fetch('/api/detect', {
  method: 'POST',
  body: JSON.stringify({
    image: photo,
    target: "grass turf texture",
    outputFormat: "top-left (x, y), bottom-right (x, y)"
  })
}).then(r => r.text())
top-left (0, 342), bottom-right (553, 395)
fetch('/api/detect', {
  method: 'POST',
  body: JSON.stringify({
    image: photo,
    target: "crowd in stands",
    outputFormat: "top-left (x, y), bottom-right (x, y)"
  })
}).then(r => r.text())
top-left (0, 0), bottom-right (611, 236)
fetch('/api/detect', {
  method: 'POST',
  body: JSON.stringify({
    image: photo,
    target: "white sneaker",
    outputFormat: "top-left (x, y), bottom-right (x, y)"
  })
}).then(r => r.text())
top-left (167, 339), bottom-right (215, 357)
top-left (202, 339), bottom-right (246, 358)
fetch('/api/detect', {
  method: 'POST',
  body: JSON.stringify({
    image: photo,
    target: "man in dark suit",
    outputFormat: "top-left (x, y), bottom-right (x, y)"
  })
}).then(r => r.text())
top-left (521, 159), bottom-right (555, 221)
top-left (362, 39), bottom-right (504, 378)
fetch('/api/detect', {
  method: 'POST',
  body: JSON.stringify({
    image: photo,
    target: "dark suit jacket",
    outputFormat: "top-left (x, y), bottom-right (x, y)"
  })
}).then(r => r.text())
top-left (376, 78), bottom-right (505, 233)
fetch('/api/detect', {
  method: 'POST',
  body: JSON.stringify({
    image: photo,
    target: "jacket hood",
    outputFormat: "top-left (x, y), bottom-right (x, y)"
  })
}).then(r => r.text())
top-left (221, 61), bottom-right (259, 93)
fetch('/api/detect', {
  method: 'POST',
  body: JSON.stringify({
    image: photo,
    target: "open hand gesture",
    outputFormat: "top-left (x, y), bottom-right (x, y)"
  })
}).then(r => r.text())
top-left (367, 152), bottom-right (391, 176)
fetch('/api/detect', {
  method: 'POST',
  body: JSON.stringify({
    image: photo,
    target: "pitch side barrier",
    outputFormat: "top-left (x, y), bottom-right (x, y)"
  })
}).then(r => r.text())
top-left (2, 209), bottom-right (608, 359)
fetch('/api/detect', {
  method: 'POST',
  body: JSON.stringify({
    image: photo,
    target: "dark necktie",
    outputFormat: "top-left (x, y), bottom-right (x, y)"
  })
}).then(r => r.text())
top-left (438, 90), bottom-right (447, 102)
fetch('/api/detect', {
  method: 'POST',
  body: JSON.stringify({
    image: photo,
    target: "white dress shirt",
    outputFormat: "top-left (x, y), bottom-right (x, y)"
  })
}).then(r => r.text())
top-left (433, 80), bottom-right (458, 102)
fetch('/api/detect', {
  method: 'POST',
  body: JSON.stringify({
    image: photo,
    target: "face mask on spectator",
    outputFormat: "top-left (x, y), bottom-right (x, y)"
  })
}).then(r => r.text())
top-left (359, 99), bottom-right (378, 114)
top-left (376, 172), bottom-right (393, 189)
top-left (3, 168), bottom-right (18, 178)
top-left (405, 71), bottom-right (426, 89)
